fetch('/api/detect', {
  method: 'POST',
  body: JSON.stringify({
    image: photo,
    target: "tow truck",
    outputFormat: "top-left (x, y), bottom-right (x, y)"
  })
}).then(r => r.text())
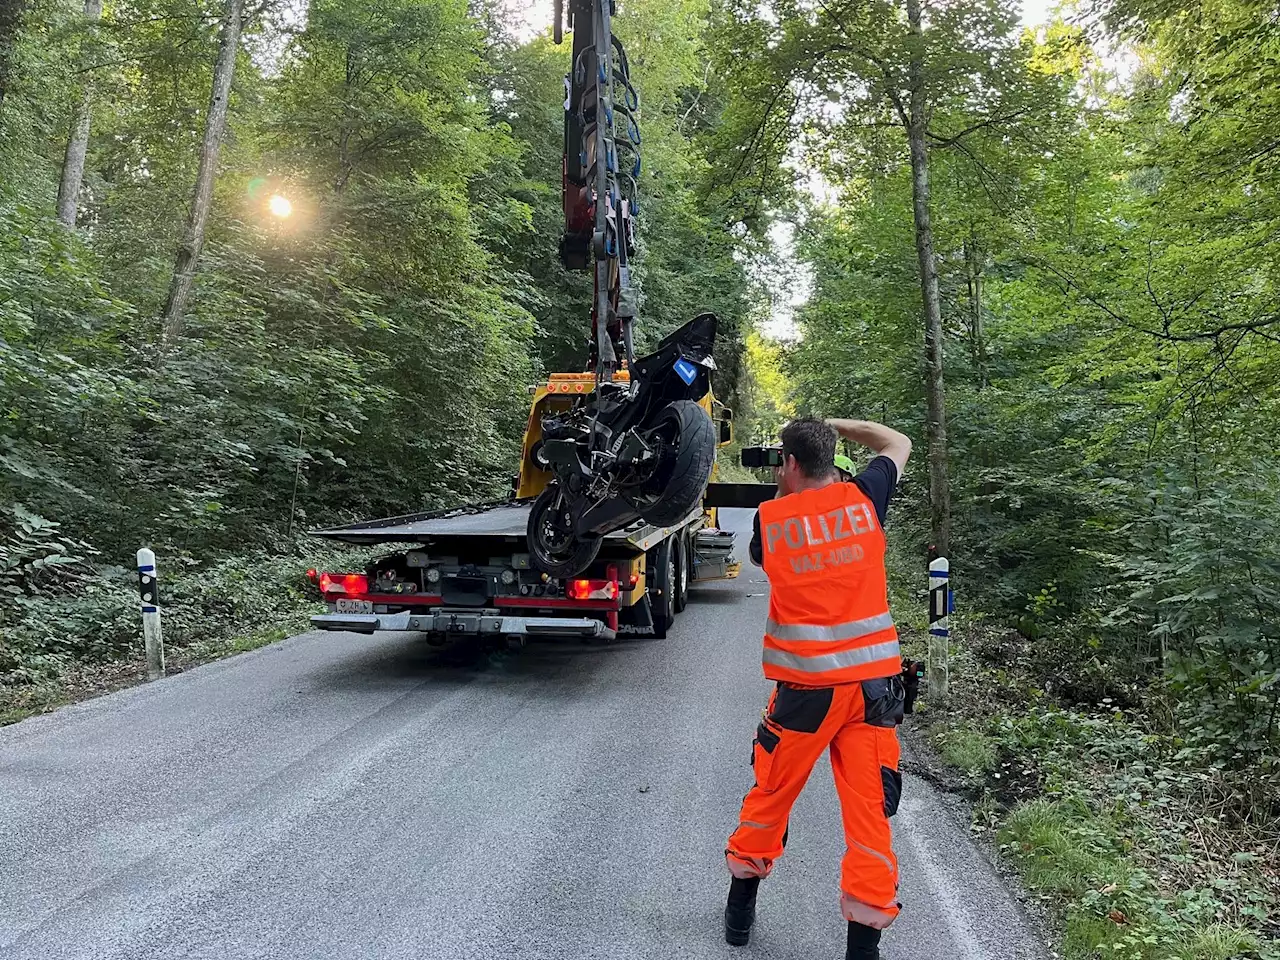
top-left (306, 0), bottom-right (767, 644)
top-left (307, 376), bottom-right (739, 642)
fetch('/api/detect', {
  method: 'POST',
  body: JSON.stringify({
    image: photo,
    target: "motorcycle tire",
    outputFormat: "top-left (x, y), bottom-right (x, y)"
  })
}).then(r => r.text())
top-left (635, 400), bottom-right (716, 527)
top-left (527, 484), bottom-right (603, 578)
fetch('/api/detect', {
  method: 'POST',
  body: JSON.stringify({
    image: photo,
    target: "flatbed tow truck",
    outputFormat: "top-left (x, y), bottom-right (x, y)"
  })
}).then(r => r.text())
top-left (307, 0), bottom-right (769, 644)
top-left (308, 376), bottom-right (746, 643)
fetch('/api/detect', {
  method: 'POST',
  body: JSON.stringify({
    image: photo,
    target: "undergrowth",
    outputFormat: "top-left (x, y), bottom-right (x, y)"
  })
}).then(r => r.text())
top-left (0, 523), bottom-right (389, 723)
top-left (885, 547), bottom-right (1280, 960)
top-left (912, 628), bottom-right (1280, 959)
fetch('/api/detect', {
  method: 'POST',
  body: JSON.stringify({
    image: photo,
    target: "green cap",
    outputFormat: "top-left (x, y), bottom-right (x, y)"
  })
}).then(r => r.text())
top-left (833, 454), bottom-right (856, 478)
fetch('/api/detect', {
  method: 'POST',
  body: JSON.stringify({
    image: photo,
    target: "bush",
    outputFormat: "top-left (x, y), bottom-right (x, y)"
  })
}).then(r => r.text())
top-left (0, 516), bottom-right (382, 687)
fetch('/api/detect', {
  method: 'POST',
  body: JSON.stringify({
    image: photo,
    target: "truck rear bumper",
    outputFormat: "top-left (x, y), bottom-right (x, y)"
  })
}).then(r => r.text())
top-left (310, 608), bottom-right (616, 641)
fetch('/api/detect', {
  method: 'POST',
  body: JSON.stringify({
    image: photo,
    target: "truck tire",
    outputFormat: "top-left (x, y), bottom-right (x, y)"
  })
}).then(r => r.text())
top-left (674, 531), bottom-right (690, 613)
top-left (649, 537), bottom-right (676, 639)
top-left (528, 484), bottom-right (602, 578)
top-left (634, 400), bottom-right (716, 527)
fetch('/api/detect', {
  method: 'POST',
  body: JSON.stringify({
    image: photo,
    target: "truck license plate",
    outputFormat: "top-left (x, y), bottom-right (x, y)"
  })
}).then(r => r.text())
top-left (335, 599), bottom-right (374, 614)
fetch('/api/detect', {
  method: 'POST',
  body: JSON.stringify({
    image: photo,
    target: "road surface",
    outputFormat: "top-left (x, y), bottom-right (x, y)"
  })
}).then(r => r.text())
top-left (0, 510), bottom-right (1047, 960)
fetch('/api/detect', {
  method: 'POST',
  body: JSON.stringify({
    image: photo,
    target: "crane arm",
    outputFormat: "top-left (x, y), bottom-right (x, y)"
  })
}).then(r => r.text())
top-left (527, 2), bottom-right (721, 579)
top-left (554, 0), bottom-right (642, 380)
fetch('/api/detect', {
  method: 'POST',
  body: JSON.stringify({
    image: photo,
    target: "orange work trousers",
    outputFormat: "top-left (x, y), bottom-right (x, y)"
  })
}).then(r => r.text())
top-left (726, 677), bottom-right (904, 929)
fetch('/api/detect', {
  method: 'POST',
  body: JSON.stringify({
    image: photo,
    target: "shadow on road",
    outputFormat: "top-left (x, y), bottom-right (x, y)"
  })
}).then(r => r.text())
top-left (303, 630), bottom-right (645, 694)
top-left (685, 588), bottom-right (750, 605)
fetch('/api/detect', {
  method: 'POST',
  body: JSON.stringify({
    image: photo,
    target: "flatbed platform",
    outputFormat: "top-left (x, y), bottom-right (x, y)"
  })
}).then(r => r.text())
top-left (312, 501), bottom-right (533, 542)
top-left (311, 498), bottom-right (702, 552)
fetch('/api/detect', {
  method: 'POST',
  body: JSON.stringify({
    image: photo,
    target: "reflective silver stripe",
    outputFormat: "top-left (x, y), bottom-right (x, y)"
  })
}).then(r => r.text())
top-left (740, 820), bottom-right (774, 830)
top-left (762, 640), bottom-right (901, 674)
top-left (765, 612), bottom-right (895, 643)
top-left (851, 839), bottom-right (896, 877)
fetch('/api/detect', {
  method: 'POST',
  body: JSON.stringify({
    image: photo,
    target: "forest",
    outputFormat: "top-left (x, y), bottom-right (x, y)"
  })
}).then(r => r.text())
top-left (1, 0), bottom-right (1278, 957)
top-left (0, 0), bottom-right (756, 671)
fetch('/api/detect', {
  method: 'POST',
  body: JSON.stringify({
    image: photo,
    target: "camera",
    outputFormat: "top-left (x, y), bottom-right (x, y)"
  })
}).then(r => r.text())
top-left (741, 445), bottom-right (783, 469)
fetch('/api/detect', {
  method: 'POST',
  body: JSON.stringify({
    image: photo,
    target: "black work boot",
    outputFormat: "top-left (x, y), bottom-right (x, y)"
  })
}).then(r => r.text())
top-left (846, 920), bottom-right (882, 960)
top-left (724, 877), bottom-right (760, 946)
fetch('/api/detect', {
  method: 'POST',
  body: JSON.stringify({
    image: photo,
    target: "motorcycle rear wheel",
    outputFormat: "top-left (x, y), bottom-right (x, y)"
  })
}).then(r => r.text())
top-left (527, 484), bottom-right (603, 578)
top-left (630, 399), bottom-right (716, 527)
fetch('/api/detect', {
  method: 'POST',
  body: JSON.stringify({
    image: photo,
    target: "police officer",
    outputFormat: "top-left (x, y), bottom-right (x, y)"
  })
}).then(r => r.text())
top-left (725, 417), bottom-right (912, 960)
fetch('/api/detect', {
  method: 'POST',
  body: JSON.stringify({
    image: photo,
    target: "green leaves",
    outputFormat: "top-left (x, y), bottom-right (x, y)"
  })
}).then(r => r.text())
top-left (721, 27), bottom-right (1280, 950)
top-left (0, 0), bottom-right (760, 684)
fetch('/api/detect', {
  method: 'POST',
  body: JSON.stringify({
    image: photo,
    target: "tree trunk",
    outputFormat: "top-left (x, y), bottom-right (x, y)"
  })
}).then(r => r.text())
top-left (0, 0), bottom-right (27, 119)
top-left (963, 233), bottom-right (988, 389)
top-left (160, 0), bottom-right (244, 342)
top-left (335, 44), bottom-right (356, 192)
top-left (56, 0), bottom-right (103, 228)
top-left (905, 0), bottom-right (951, 557)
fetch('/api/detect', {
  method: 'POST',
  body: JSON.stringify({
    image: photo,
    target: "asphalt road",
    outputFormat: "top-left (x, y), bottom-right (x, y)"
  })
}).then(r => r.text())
top-left (0, 509), bottom-right (1047, 960)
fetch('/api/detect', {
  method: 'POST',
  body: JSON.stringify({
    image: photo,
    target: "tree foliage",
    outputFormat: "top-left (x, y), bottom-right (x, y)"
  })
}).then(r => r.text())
top-left (0, 0), bottom-right (754, 678)
top-left (701, 3), bottom-right (1280, 946)
top-left (713, 0), bottom-right (1280, 848)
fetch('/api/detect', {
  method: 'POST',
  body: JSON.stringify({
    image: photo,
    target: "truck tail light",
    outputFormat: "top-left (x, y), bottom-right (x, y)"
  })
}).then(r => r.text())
top-left (566, 578), bottom-right (619, 601)
top-left (319, 572), bottom-right (369, 596)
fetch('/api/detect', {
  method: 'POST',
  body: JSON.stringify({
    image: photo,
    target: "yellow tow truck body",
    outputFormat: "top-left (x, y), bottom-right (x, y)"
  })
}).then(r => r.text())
top-left (515, 371), bottom-right (741, 607)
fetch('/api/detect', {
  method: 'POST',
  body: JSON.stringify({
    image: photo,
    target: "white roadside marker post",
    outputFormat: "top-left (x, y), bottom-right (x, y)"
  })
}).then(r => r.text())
top-left (137, 547), bottom-right (166, 680)
top-left (928, 556), bottom-right (950, 704)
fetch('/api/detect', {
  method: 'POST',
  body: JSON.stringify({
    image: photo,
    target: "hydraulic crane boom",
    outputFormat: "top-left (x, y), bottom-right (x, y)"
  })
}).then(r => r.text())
top-left (526, 1), bottom-right (719, 578)
top-left (554, 0), bottom-right (641, 380)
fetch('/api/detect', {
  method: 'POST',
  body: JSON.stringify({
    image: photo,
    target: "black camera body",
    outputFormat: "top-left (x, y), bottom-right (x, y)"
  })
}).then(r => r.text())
top-left (740, 445), bottom-right (783, 469)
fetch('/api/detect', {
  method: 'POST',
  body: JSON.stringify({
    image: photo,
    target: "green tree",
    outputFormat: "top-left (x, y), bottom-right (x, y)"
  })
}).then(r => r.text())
top-left (708, 0), bottom-right (1068, 555)
top-left (0, 0), bottom-right (765, 688)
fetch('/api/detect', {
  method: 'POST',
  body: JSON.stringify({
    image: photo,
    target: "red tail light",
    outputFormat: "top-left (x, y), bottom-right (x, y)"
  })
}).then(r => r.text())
top-left (318, 572), bottom-right (369, 596)
top-left (566, 578), bottom-right (619, 601)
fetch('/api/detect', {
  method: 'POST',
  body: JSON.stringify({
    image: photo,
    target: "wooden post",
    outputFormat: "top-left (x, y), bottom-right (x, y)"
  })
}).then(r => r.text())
top-left (928, 556), bottom-right (950, 703)
top-left (137, 548), bottom-right (165, 680)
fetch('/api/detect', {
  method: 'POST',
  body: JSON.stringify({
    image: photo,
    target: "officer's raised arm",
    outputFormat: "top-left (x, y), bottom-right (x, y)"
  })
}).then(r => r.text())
top-left (824, 419), bottom-right (912, 479)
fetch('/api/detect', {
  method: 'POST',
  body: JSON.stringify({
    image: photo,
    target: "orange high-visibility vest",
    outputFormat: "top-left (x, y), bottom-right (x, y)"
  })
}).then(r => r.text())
top-left (758, 481), bottom-right (900, 685)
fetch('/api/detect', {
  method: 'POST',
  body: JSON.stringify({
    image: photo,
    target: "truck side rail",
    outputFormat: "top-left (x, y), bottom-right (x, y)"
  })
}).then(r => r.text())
top-left (310, 498), bottom-right (707, 549)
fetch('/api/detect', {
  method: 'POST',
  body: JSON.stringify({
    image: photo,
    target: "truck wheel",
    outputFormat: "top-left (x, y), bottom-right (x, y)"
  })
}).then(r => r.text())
top-left (674, 531), bottom-right (690, 613)
top-left (649, 537), bottom-right (676, 639)
top-left (632, 400), bottom-right (716, 526)
top-left (528, 484), bottom-right (602, 577)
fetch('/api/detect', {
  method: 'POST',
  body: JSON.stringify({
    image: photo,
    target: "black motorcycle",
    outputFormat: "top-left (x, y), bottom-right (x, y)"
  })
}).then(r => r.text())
top-left (527, 313), bottom-right (720, 577)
